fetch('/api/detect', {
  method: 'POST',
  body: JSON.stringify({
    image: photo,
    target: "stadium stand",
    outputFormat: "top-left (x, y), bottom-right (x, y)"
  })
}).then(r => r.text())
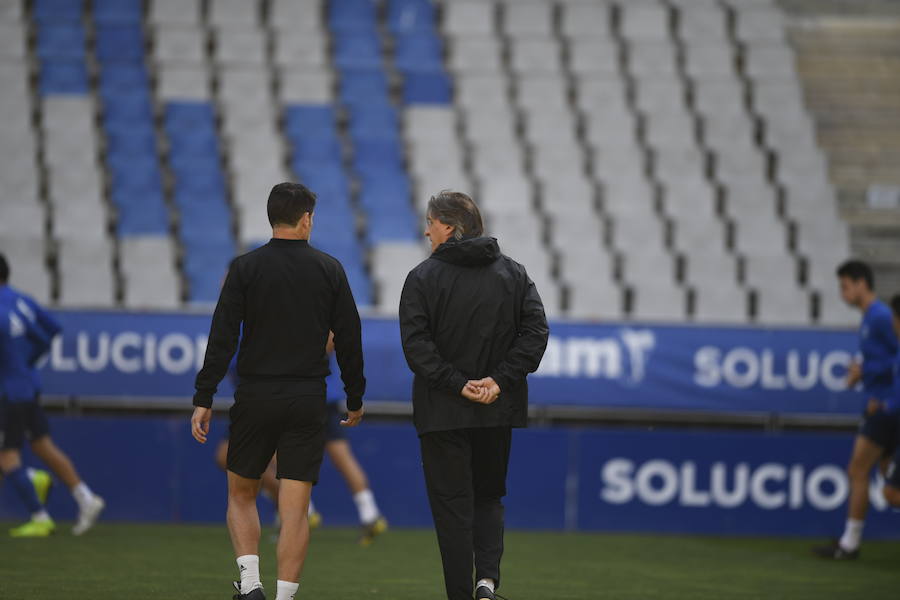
top-left (0, 0), bottom-right (880, 325)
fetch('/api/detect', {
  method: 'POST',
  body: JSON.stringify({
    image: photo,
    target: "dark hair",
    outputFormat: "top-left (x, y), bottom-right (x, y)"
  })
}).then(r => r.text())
top-left (836, 260), bottom-right (874, 290)
top-left (0, 253), bottom-right (7, 283)
top-left (427, 190), bottom-right (484, 240)
top-left (891, 294), bottom-right (900, 318)
top-left (267, 182), bottom-right (316, 227)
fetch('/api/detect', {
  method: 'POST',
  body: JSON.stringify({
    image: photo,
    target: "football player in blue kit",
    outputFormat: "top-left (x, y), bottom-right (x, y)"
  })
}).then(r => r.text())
top-left (815, 261), bottom-right (898, 559)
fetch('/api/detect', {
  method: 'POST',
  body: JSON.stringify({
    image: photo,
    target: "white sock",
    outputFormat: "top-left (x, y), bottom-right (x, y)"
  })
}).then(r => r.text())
top-left (353, 489), bottom-right (380, 524)
top-left (308, 499), bottom-right (317, 516)
top-left (839, 518), bottom-right (864, 551)
top-left (236, 555), bottom-right (262, 594)
top-left (476, 578), bottom-right (495, 592)
top-left (32, 510), bottom-right (52, 522)
top-left (72, 482), bottom-right (95, 508)
top-left (275, 579), bottom-right (299, 600)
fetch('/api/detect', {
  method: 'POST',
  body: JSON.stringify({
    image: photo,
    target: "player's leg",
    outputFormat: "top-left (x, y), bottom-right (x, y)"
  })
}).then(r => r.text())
top-left (226, 399), bottom-right (278, 598)
top-left (271, 394), bottom-right (327, 600)
top-left (1, 402), bottom-right (54, 537)
top-left (842, 434), bottom-right (883, 548)
top-left (421, 429), bottom-right (476, 600)
top-left (227, 471), bottom-right (265, 596)
top-left (275, 479), bottom-right (312, 593)
top-left (471, 427), bottom-right (512, 600)
top-left (261, 457), bottom-right (280, 507)
top-left (29, 432), bottom-right (105, 535)
top-left (215, 438), bottom-right (228, 471)
top-left (326, 438), bottom-right (387, 543)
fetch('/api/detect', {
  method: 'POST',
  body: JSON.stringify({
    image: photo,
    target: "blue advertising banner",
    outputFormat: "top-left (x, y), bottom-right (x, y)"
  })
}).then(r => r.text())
top-left (576, 428), bottom-right (900, 538)
top-left (2, 418), bottom-right (895, 539)
top-left (38, 311), bottom-right (863, 414)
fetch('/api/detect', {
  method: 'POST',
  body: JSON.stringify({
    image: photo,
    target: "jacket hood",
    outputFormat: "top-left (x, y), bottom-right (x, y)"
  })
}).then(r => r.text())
top-left (431, 236), bottom-right (501, 267)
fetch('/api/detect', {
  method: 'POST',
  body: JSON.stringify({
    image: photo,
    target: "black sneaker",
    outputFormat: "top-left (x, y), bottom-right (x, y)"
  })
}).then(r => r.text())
top-left (475, 585), bottom-right (495, 600)
top-left (812, 540), bottom-right (860, 560)
top-left (232, 581), bottom-right (266, 600)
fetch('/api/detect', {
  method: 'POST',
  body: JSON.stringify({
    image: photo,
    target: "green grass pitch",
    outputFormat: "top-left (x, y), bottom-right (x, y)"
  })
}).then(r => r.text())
top-left (0, 522), bottom-right (898, 599)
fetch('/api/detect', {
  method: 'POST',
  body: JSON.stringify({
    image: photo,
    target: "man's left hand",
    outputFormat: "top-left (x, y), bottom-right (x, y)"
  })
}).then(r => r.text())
top-left (191, 406), bottom-right (212, 444)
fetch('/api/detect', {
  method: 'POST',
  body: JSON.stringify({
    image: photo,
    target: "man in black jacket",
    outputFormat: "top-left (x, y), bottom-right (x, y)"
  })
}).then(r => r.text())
top-left (399, 191), bottom-right (549, 600)
top-left (190, 182), bottom-right (365, 600)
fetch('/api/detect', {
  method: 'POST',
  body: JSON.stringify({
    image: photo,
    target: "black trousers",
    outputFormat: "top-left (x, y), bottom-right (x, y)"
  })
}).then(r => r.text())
top-left (420, 427), bottom-right (512, 600)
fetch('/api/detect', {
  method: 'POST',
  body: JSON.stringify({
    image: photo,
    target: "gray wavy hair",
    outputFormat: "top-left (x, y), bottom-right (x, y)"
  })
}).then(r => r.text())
top-left (427, 190), bottom-right (484, 240)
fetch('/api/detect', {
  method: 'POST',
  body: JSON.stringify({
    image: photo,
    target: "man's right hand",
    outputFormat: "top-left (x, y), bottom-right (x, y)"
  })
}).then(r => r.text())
top-left (341, 406), bottom-right (364, 427)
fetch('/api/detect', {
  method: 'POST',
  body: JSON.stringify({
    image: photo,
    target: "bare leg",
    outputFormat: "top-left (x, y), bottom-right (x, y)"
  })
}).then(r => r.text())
top-left (227, 471), bottom-right (262, 557)
top-left (276, 478), bottom-right (312, 582)
top-left (325, 440), bottom-right (368, 494)
top-left (847, 435), bottom-right (884, 521)
top-left (30, 436), bottom-right (81, 489)
top-left (215, 440), bottom-right (228, 471)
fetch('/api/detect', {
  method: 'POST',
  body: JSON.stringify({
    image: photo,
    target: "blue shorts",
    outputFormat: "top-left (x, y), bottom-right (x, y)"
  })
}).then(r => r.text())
top-left (325, 402), bottom-right (345, 443)
top-left (859, 410), bottom-right (899, 456)
top-left (0, 398), bottom-right (50, 450)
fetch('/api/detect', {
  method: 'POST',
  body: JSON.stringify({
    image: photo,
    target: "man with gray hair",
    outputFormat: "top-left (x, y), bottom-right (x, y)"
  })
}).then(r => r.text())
top-left (399, 191), bottom-right (549, 600)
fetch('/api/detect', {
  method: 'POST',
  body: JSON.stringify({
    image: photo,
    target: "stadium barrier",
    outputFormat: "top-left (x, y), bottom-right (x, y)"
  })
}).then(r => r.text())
top-left (39, 310), bottom-right (862, 420)
top-left (2, 416), bottom-right (897, 539)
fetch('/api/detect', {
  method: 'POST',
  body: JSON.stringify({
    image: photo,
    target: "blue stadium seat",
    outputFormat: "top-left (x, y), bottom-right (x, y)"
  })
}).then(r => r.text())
top-left (100, 64), bottom-right (151, 90)
top-left (168, 131), bottom-right (220, 160)
top-left (164, 102), bottom-right (217, 132)
top-left (293, 160), bottom-right (352, 197)
top-left (403, 71), bottom-right (453, 104)
top-left (33, 0), bottom-right (83, 22)
top-left (39, 61), bottom-right (89, 94)
top-left (291, 136), bottom-right (342, 163)
top-left (173, 180), bottom-right (228, 207)
top-left (339, 68), bottom-right (390, 106)
top-left (394, 33), bottom-right (443, 72)
top-left (170, 156), bottom-right (226, 191)
top-left (353, 138), bottom-right (404, 172)
top-left (106, 124), bottom-right (158, 156)
top-left (284, 105), bottom-right (339, 142)
top-left (117, 201), bottom-right (170, 236)
top-left (387, 0), bottom-right (437, 34)
top-left (366, 210), bottom-right (420, 243)
top-left (93, 0), bottom-right (143, 24)
top-left (36, 23), bottom-right (86, 60)
top-left (95, 24), bottom-right (145, 63)
top-left (329, 0), bottom-right (377, 32)
top-left (357, 173), bottom-right (413, 212)
top-left (101, 92), bottom-right (154, 125)
top-left (107, 154), bottom-right (164, 201)
top-left (348, 104), bottom-right (400, 140)
top-left (333, 33), bottom-right (382, 69)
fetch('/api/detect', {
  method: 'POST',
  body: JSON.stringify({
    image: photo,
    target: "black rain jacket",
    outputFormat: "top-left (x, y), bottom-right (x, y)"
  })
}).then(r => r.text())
top-left (399, 236), bottom-right (549, 435)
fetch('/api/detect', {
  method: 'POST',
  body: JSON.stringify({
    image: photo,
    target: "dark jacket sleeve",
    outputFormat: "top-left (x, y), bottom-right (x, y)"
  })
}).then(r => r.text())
top-left (193, 258), bottom-right (245, 408)
top-left (399, 269), bottom-right (469, 395)
top-left (490, 274), bottom-right (549, 393)
top-left (329, 262), bottom-right (366, 411)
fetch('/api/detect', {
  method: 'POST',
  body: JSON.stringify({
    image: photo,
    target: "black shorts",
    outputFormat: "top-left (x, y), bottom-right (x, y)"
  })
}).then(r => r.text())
top-left (859, 410), bottom-right (899, 455)
top-left (0, 399), bottom-right (50, 450)
top-left (226, 393), bottom-right (327, 483)
top-left (325, 402), bottom-right (346, 443)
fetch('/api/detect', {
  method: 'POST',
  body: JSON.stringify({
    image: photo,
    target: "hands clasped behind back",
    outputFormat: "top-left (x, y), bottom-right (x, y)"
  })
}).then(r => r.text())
top-left (461, 377), bottom-right (501, 405)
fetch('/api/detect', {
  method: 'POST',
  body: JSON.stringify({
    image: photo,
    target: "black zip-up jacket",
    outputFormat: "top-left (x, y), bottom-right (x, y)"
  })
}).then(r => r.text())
top-left (399, 236), bottom-right (549, 435)
top-left (193, 238), bottom-right (365, 410)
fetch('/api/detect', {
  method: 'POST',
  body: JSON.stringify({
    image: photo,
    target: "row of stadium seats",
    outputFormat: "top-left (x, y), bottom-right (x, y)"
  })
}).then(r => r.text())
top-left (0, 0), bottom-right (858, 326)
